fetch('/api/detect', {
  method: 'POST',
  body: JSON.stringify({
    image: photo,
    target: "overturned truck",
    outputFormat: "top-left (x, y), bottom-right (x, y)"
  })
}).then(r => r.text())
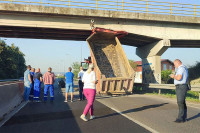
top-left (86, 28), bottom-right (135, 95)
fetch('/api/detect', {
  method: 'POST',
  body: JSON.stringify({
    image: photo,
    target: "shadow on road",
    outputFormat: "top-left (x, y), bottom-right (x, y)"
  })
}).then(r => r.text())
top-left (95, 103), bottom-right (169, 119)
top-left (187, 113), bottom-right (200, 121)
top-left (4, 110), bottom-right (73, 126)
top-left (0, 78), bottom-right (82, 133)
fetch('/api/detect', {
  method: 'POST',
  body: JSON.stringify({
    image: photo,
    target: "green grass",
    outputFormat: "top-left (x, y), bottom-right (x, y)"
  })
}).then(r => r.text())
top-left (133, 86), bottom-right (200, 103)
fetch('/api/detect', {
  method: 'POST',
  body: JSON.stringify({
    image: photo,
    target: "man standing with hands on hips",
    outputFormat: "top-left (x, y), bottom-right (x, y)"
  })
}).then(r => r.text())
top-left (170, 59), bottom-right (188, 123)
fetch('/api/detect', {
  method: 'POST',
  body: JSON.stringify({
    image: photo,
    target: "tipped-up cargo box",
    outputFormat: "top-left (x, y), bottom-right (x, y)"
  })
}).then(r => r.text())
top-left (86, 28), bottom-right (135, 95)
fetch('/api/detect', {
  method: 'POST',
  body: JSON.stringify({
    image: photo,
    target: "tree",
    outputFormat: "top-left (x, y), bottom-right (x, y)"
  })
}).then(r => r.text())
top-left (161, 70), bottom-right (173, 84)
top-left (72, 62), bottom-right (81, 79)
top-left (0, 40), bottom-right (26, 79)
top-left (188, 61), bottom-right (200, 81)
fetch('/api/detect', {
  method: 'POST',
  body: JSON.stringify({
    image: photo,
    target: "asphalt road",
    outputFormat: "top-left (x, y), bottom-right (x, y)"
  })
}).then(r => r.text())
top-left (2, 79), bottom-right (199, 133)
top-left (97, 94), bottom-right (200, 133)
top-left (0, 80), bottom-right (149, 133)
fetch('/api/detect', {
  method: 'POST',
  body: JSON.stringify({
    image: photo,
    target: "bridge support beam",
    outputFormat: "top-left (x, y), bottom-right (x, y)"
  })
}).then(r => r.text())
top-left (136, 39), bottom-right (171, 84)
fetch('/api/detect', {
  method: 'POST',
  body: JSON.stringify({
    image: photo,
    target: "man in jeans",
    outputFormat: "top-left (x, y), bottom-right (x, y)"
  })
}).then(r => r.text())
top-left (65, 67), bottom-right (74, 102)
top-left (43, 67), bottom-right (55, 102)
top-left (24, 65), bottom-right (32, 101)
top-left (170, 59), bottom-right (188, 123)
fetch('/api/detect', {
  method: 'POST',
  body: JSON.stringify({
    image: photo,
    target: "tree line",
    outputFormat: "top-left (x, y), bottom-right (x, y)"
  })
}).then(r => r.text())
top-left (161, 62), bottom-right (200, 84)
top-left (0, 40), bottom-right (26, 79)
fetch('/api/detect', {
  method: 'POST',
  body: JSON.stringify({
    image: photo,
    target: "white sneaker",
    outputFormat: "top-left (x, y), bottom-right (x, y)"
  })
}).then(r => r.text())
top-left (90, 115), bottom-right (95, 120)
top-left (80, 114), bottom-right (88, 122)
top-left (64, 100), bottom-right (68, 102)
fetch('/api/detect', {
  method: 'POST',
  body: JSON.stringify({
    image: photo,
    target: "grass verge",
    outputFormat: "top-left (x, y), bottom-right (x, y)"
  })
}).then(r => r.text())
top-left (133, 86), bottom-right (200, 103)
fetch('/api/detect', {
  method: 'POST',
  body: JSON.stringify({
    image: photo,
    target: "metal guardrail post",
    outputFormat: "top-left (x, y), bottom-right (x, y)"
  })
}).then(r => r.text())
top-left (122, 0), bottom-right (123, 12)
top-left (171, 3), bottom-right (172, 15)
top-left (158, 89), bottom-right (161, 95)
top-left (199, 92), bottom-right (200, 101)
top-left (194, 5), bottom-right (195, 17)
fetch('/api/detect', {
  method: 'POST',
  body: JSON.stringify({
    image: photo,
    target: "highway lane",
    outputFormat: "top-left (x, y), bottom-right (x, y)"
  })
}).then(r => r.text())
top-left (97, 94), bottom-right (200, 133)
top-left (0, 80), bottom-right (150, 133)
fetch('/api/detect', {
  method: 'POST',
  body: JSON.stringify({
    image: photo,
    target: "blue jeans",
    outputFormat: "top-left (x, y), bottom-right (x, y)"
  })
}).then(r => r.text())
top-left (66, 83), bottom-right (74, 93)
top-left (24, 85), bottom-right (31, 101)
top-left (44, 84), bottom-right (54, 101)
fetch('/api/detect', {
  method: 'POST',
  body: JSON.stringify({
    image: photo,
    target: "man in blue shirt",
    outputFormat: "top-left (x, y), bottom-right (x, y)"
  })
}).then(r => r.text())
top-left (24, 65), bottom-right (32, 101)
top-left (34, 68), bottom-right (43, 102)
top-left (170, 59), bottom-right (188, 123)
top-left (65, 67), bottom-right (74, 102)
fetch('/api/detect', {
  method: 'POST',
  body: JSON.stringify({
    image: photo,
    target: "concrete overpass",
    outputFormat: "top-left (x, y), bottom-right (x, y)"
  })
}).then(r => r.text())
top-left (0, 3), bottom-right (200, 83)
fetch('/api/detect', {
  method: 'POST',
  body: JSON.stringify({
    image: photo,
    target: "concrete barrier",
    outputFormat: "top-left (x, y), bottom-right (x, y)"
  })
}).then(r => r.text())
top-left (0, 81), bottom-right (24, 121)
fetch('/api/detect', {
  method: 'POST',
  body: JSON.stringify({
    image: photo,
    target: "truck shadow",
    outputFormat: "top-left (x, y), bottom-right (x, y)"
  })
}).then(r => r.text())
top-left (95, 103), bottom-right (169, 119)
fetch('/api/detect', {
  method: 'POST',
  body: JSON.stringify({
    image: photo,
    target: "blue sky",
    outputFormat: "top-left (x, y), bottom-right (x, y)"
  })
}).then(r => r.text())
top-left (1, 0), bottom-right (200, 73)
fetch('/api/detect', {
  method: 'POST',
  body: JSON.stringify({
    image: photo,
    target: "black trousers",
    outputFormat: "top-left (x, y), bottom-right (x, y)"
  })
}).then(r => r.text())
top-left (79, 80), bottom-right (85, 100)
top-left (29, 82), bottom-right (34, 100)
top-left (175, 84), bottom-right (188, 121)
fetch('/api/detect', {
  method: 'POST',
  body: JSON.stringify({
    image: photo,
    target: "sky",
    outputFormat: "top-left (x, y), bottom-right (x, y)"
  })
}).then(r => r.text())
top-left (1, 0), bottom-right (200, 73)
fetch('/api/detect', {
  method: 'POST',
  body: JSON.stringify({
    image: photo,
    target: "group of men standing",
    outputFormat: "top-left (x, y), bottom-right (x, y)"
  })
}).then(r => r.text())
top-left (24, 65), bottom-right (55, 102)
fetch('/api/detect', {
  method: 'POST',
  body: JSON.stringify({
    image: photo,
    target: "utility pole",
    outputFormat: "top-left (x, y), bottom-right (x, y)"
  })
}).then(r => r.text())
top-left (81, 43), bottom-right (82, 62)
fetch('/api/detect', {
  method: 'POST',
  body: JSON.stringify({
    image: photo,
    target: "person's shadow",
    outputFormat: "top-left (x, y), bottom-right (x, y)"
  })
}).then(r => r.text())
top-left (187, 113), bottom-right (200, 121)
top-left (95, 103), bottom-right (168, 119)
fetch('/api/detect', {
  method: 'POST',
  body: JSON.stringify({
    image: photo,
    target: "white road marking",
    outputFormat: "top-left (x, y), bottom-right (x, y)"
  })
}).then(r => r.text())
top-left (0, 82), bottom-right (19, 87)
top-left (0, 101), bottom-right (28, 127)
top-left (97, 99), bottom-right (159, 133)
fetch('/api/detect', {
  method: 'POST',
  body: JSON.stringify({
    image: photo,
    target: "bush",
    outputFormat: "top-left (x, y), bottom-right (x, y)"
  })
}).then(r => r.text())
top-left (188, 61), bottom-right (200, 81)
top-left (161, 70), bottom-right (173, 84)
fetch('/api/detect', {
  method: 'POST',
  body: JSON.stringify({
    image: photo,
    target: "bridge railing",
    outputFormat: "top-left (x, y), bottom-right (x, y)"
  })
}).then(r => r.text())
top-left (0, 0), bottom-right (200, 17)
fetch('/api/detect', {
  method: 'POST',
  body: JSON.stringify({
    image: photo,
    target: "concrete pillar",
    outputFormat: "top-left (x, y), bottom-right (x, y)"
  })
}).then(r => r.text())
top-left (136, 39), bottom-right (171, 84)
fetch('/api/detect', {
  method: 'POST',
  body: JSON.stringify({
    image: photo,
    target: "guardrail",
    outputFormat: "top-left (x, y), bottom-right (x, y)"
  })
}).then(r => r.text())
top-left (142, 83), bottom-right (200, 100)
top-left (0, 79), bottom-right (19, 82)
top-left (0, 0), bottom-right (199, 17)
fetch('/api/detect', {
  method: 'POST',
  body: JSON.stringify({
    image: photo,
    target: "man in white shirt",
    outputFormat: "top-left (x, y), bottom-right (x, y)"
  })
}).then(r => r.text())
top-left (78, 66), bottom-right (85, 101)
top-left (170, 59), bottom-right (188, 123)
